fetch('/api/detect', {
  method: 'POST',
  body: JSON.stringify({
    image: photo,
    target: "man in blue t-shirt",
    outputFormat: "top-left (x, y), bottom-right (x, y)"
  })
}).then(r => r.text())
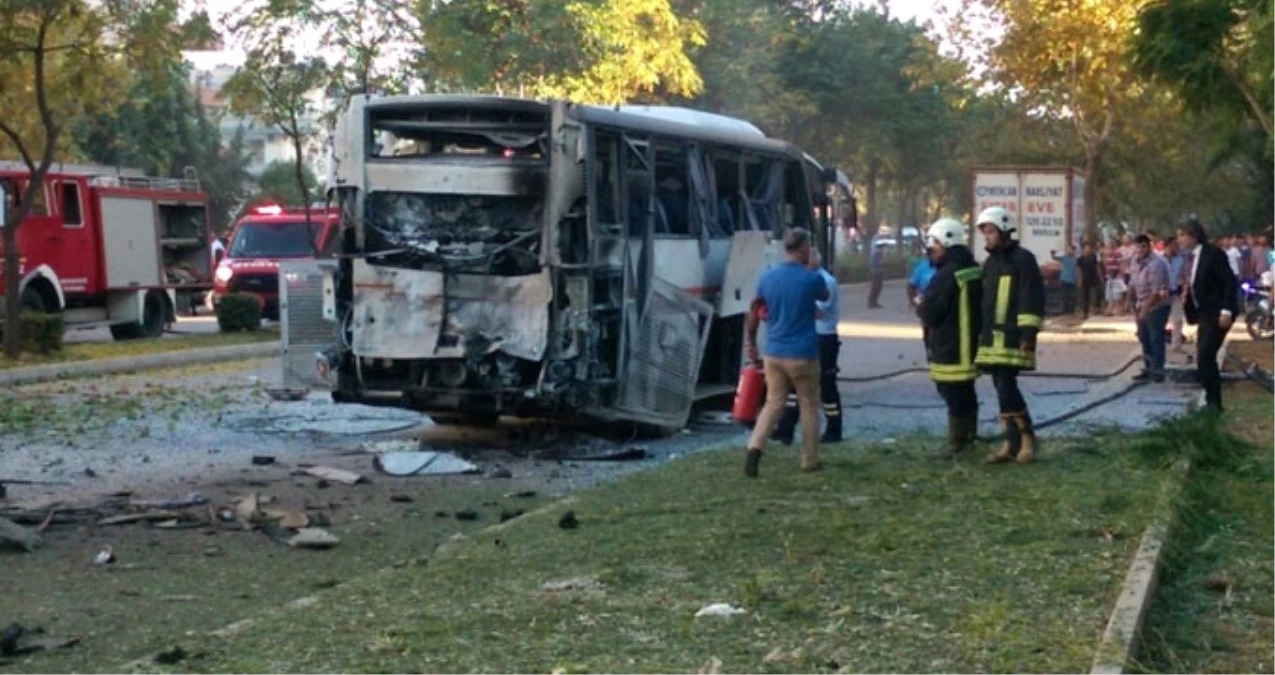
top-left (743, 228), bottom-right (830, 478)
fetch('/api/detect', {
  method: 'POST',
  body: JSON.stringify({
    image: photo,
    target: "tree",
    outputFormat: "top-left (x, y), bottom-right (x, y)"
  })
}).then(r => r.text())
top-left (0, 0), bottom-right (182, 358)
top-left (422, 0), bottom-right (706, 104)
top-left (221, 44), bottom-right (328, 253)
top-left (73, 58), bottom-right (253, 232)
top-left (953, 0), bottom-right (1153, 236)
top-left (256, 159), bottom-right (319, 206)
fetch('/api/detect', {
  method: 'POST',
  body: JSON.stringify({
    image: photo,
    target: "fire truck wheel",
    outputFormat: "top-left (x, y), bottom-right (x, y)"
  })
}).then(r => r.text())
top-left (20, 287), bottom-right (48, 313)
top-left (109, 292), bottom-right (165, 341)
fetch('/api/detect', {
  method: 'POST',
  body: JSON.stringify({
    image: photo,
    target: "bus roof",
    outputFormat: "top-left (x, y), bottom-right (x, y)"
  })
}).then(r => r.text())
top-left (358, 94), bottom-right (808, 163)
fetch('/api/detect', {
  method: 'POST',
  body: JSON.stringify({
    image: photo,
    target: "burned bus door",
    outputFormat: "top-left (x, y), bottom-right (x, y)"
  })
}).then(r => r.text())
top-left (615, 277), bottom-right (714, 430)
top-left (718, 230), bottom-right (769, 317)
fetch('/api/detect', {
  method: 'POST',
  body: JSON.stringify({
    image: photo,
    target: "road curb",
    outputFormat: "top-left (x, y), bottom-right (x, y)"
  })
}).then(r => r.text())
top-left (1090, 459), bottom-right (1191, 674)
top-left (0, 341), bottom-right (281, 387)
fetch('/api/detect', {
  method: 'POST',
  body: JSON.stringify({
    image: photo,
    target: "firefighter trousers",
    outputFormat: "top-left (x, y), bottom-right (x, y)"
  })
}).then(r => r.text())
top-left (774, 335), bottom-right (843, 441)
top-left (985, 366), bottom-right (1027, 414)
top-left (934, 381), bottom-right (978, 417)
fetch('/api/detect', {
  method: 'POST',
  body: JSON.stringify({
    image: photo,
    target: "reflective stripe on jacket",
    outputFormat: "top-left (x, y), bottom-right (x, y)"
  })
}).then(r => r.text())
top-left (919, 245), bottom-right (983, 382)
top-left (975, 242), bottom-right (1045, 371)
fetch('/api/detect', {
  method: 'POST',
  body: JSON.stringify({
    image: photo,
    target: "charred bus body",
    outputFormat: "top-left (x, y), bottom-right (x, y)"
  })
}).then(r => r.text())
top-left (323, 95), bottom-right (851, 433)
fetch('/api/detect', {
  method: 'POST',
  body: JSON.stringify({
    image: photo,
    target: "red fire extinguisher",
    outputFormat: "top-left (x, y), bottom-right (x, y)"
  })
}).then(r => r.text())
top-left (731, 303), bottom-right (767, 425)
top-left (731, 361), bottom-right (766, 425)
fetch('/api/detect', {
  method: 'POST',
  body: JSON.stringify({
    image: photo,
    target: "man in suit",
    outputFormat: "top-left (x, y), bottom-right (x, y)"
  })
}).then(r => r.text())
top-left (1176, 219), bottom-right (1238, 411)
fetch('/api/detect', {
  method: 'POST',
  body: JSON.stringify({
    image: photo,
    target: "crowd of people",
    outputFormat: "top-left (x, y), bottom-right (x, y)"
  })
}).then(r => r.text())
top-left (741, 213), bottom-right (1245, 477)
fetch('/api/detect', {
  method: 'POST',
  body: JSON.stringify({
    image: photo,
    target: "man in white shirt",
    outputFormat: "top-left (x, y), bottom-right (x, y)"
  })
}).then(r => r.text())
top-left (1225, 236), bottom-right (1242, 276)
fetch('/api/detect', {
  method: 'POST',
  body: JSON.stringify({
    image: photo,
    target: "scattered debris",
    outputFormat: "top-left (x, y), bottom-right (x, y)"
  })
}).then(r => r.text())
top-left (251, 456), bottom-right (276, 466)
top-left (93, 546), bottom-right (116, 566)
top-left (0, 623), bottom-right (21, 655)
top-left (541, 576), bottom-right (603, 593)
top-left (98, 511), bottom-right (181, 526)
top-left (558, 511), bottom-right (579, 530)
top-left (152, 519), bottom-right (206, 531)
top-left (266, 387), bottom-right (309, 402)
top-left (434, 511), bottom-right (449, 518)
top-left (763, 647), bottom-right (787, 664)
top-left (234, 493), bottom-right (264, 528)
top-left (153, 646), bottom-right (188, 665)
top-left (301, 466), bottom-right (366, 485)
top-left (489, 466), bottom-right (514, 479)
top-left (500, 509), bottom-right (525, 523)
top-left (315, 479), bottom-right (331, 489)
top-left (373, 451), bottom-right (479, 477)
top-left (83, 468), bottom-right (97, 478)
top-left (454, 510), bottom-right (479, 521)
top-left (0, 624), bottom-right (79, 657)
top-left (261, 508), bottom-right (310, 529)
top-left (698, 656), bottom-right (723, 674)
top-left (129, 492), bottom-right (208, 510)
top-left (507, 490), bottom-right (538, 499)
top-left (389, 495), bottom-right (414, 503)
top-left (572, 447), bottom-right (647, 462)
top-left (0, 517), bottom-right (42, 552)
top-left (287, 528), bottom-right (341, 549)
top-left (1199, 575), bottom-right (1233, 593)
top-left (695, 603), bottom-right (747, 618)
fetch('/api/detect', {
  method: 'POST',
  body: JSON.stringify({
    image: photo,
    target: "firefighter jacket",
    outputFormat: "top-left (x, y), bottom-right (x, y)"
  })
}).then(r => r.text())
top-left (975, 241), bottom-right (1045, 370)
top-left (918, 245), bottom-right (983, 382)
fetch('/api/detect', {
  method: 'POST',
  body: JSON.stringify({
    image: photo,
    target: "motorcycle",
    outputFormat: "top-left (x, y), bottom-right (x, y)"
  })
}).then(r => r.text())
top-left (1243, 271), bottom-right (1273, 341)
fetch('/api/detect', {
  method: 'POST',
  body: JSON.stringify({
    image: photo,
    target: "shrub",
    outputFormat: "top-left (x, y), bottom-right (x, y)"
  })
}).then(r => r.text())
top-left (216, 294), bottom-right (263, 332)
top-left (18, 311), bottom-right (65, 354)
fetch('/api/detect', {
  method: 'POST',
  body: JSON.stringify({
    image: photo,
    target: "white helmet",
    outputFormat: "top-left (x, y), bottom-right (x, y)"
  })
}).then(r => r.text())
top-left (976, 206), bottom-right (1016, 236)
top-left (927, 218), bottom-right (966, 249)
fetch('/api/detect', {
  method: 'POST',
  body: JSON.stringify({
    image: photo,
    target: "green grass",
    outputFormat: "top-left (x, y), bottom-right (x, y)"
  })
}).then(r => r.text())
top-left (0, 331), bottom-right (277, 370)
top-left (167, 433), bottom-right (1179, 674)
top-left (1135, 383), bottom-right (1275, 674)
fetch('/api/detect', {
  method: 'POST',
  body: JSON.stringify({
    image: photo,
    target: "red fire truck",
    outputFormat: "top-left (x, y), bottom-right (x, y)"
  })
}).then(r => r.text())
top-left (0, 162), bottom-right (215, 340)
top-left (211, 203), bottom-right (340, 321)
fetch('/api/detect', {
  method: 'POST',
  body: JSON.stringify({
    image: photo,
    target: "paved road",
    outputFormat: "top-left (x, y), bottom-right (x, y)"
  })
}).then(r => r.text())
top-left (826, 279), bottom-right (1197, 440)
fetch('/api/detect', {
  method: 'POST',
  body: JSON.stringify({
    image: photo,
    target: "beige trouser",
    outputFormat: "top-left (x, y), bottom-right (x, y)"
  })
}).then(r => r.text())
top-left (747, 356), bottom-right (821, 469)
top-left (1170, 298), bottom-right (1186, 350)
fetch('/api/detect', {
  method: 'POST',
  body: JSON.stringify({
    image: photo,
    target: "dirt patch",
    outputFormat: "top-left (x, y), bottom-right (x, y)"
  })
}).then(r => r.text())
top-left (1229, 337), bottom-right (1273, 373)
top-left (0, 358), bottom-right (738, 673)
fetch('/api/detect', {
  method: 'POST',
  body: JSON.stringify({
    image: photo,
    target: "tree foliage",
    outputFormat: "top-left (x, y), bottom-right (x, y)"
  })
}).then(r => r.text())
top-left (256, 159), bottom-right (320, 206)
top-left (73, 60), bottom-right (253, 231)
top-left (0, 0), bottom-right (184, 357)
top-left (220, 27), bottom-right (328, 251)
top-left (1131, 0), bottom-right (1273, 141)
top-left (954, 0), bottom-right (1154, 235)
top-left (422, 0), bottom-right (706, 103)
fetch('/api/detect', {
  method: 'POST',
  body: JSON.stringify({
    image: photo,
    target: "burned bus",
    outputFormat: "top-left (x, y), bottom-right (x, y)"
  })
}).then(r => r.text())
top-left (319, 94), bottom-right (852, 434)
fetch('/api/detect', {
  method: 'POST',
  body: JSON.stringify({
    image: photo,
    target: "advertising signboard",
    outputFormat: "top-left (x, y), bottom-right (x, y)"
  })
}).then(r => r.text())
top-left (970, 167), bottom-right (1085, 264)
top-left (1020, 172), bottom-right (1068, 263)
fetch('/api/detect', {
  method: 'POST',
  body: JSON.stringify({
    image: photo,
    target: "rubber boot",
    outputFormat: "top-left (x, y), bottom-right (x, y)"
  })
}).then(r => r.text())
top-left (1014, 412), bottom-right (1036, 464)
top-left (938, 414), bottom-right (965, 459)
top-left (820, 410), bottom-right (842, 444)
top-left (958, 414), bottom-right (979, 450)
top-left (987, 414), bottom-right (1017, 464)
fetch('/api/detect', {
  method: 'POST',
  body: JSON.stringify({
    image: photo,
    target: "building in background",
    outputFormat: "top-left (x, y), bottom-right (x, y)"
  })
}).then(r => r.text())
top-left (185, 50), bottom-right (329, 181)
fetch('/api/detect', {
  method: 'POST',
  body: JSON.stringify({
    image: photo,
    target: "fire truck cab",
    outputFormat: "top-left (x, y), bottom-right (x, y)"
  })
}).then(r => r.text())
top-left (0, 163), bottom-right (215, 340)
top-left (212, 203), bottom-right (340, 321)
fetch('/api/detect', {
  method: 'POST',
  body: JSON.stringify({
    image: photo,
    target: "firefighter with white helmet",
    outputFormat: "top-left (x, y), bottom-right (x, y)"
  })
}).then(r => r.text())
top-left (917, 217), bottom-right (983, 458)
top-left (974, 206), bottom-right (1045, 464)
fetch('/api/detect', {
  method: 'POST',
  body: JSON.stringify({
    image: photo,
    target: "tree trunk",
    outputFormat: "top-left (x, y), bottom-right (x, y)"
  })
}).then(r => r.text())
top-left (293, 137), bottom-right (316, 255)
top-left (1083, 149), bottom-right (1101, 244)
top-left (3, 224), bottom-right (21, 359)
top-left (864, 157), bottom-right (879, 234)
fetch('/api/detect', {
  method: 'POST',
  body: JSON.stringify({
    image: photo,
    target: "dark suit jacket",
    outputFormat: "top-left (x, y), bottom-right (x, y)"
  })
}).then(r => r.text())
top-left (1184, 244), bottom-right (1238, 325)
